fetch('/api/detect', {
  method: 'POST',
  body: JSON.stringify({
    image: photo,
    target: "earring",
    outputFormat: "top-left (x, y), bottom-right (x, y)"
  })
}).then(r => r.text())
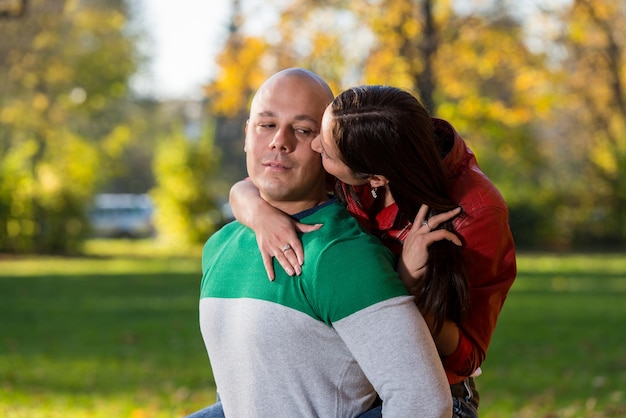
top-left (371, 187), bottom-right (378, 199)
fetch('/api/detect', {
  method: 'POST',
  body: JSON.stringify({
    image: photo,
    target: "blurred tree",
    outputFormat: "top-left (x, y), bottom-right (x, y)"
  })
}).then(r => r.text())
top-left (428, 4), bottom-right (559, 247)
top-left (0, 0), bottom-right (27, 17)
top-left (552, 0), bottom-right (626, 246)
top-left (355, 0), bottom-right (442, 110)
top-left (0, 0), bottom-right (142, 253)
top-left (101, 98), bottom-right (169, 194)
top-left (150, 122), bottom-right (225, 247)
top-left (204, 0), bottom-right (265, 184)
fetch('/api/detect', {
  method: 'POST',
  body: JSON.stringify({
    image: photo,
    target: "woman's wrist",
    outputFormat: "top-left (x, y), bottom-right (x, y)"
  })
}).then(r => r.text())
top-left (230, 180), bottom-right (262, 229)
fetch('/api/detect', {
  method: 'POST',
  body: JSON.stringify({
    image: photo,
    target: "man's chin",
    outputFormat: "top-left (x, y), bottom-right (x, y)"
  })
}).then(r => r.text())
top-left (255, 180), bottom-right (288, 201)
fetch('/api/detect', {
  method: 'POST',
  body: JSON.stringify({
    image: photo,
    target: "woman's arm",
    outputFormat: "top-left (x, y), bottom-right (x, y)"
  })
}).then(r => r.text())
top-left (396, 205), bottom-right (463, 355)
top-left (229, 179), bottom-right (322, 280)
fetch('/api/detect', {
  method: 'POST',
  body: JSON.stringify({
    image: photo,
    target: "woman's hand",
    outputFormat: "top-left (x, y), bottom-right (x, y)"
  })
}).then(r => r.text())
top-left (230, 180), bottom-right (322, 280)
top-left (397, 205), bottom-right (462, 287)
top-left (255, 211), bottom-right (322, 281)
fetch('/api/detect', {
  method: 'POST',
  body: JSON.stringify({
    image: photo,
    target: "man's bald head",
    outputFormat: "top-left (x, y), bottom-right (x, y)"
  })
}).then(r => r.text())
top-left (250, 68), bottom-right (334, 112)
top-left (244, 68), bottom-right (333, 214)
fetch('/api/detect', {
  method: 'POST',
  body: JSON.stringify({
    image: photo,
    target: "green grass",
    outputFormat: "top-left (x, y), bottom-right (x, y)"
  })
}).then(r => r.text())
top-left (479, 253), bottom-right (626, 418)
top-left (0, 240), bottom-right (213, 418)
top-left (1, 243), bottom-right (625, 417)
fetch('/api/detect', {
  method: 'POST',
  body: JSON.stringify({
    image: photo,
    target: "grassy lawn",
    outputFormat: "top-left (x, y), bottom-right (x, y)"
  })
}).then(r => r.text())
top-left (1, 241), bottom-right (625, 417)
top-left (479, 253), bottom-right (626, 418)
top-left (0, 240), bottom-right (213, 418)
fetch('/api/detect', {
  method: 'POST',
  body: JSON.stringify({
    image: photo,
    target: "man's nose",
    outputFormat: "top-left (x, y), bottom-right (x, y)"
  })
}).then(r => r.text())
top-left (269, 128), bottom-right (294, 151)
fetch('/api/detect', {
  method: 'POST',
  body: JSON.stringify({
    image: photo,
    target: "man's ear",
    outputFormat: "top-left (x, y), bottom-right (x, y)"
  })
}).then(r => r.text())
top-left (369, 174), bottom-right (389, 188)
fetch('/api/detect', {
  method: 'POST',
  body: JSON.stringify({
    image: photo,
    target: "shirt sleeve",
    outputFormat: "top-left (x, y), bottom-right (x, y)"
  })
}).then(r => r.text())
top-left (448, 204), bottom-right (517, 378)
top-left (334, 296), bottom-right (452, 417)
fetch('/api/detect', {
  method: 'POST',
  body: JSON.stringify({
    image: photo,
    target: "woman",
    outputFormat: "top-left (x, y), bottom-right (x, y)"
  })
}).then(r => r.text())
top-left (230, 85), bottom-right (517, 417)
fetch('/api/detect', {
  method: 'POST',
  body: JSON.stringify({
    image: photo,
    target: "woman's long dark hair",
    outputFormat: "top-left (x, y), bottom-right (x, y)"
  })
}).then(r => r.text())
top-left (331, 85), bottom-right (470, 333)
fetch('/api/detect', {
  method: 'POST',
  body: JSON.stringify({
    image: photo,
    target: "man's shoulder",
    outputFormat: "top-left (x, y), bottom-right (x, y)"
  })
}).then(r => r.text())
top-left (202, 221), bottom-right (249, 261)
top-left (303, 202), bottom-right (390, 253)
top-left (207, 219), bottom-right (245, 240)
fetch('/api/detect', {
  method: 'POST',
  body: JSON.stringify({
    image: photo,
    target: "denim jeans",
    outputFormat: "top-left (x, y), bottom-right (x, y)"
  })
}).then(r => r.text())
top-left (451, 377), bottom-right (479, 418)
top-left (452, 396), bottom-right (478, 418)
top-left (187, 379), bottom-right (479, 418)
top-left (357, 404), bottom-right (382, 418)
top-left (184, 400), bottom-right (225, 418)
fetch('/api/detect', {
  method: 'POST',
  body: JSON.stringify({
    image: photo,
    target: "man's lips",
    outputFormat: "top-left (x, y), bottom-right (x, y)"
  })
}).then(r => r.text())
top-left (263, 160), bottom-right (292, 170)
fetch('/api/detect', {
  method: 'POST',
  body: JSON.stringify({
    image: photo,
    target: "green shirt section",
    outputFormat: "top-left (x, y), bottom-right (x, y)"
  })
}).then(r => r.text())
top-left (201, 199), bottom-right (408, 324)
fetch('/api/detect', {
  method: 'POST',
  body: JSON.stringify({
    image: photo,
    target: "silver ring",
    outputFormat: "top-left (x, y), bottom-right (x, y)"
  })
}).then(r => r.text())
top-left (422, 220), bottom-right (432, 231)
top-left (282, 244), bottom-right (292, 252)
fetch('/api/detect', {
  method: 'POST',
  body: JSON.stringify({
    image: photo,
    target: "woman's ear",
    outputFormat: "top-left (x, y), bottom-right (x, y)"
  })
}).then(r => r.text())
top-left (369, 174), bottom-right (389, 189)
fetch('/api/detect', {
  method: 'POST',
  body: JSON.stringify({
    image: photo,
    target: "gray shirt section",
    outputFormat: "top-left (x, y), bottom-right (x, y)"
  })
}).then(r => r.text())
top-left (200, 296), bottom-right (451, 417)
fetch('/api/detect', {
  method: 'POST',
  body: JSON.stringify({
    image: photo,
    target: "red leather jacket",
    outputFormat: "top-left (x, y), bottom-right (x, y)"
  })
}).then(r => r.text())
top-left (336, 118), bottom-right (517, 384)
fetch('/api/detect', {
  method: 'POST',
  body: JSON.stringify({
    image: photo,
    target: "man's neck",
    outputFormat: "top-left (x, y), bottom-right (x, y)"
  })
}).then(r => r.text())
top-left (268, 194), bottom-right (331, 216)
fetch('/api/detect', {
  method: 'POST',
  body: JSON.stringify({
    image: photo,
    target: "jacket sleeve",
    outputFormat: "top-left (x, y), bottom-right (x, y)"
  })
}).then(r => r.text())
top-left (445, 204), bottom-right (517, 379)
top-left (333, 296), bottom-right (452, 418)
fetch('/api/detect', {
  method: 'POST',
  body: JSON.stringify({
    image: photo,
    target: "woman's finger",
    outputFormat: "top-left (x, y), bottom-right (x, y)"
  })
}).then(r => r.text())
top-left (262, 253), bottom-right (277, 281)
top-left (414, 204), bottom-right (430, 225)
top-left (424, 207), bottom-right (462, 230)
top-left (277, 243), bottom-right (300, 276)
top-left (424, 229), bottom-right (462, 247)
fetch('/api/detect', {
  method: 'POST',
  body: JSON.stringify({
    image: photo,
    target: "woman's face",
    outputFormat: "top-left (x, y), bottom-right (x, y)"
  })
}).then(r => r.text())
top-left (311, 105), bottom-right (370, 186)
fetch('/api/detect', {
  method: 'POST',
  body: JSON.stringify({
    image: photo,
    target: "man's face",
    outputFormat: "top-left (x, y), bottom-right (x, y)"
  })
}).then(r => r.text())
top-left (245, 74), bottom-right (329, 211)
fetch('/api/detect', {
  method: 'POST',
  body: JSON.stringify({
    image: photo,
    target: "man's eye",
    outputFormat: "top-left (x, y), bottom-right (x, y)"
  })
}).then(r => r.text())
top-left (295, 128), bottom-right (316, 138)
top-left (259, 123), bottom-right (275, 129)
